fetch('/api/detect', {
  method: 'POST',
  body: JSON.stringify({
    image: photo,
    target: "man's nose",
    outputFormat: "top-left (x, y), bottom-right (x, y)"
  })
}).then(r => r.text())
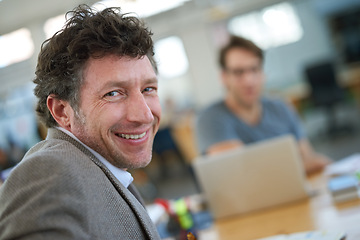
top-left (126, 93), bottom-right (154, 124)
top-left (242, 71), bottom-right (257, 85)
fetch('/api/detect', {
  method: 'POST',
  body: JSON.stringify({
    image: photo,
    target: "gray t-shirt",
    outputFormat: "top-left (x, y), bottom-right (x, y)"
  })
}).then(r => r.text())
top-left (195, 98), bottom-right (305, 154)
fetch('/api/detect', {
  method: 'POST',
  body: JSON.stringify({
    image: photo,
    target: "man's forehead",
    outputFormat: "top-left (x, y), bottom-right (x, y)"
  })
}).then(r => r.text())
top-left (226, 50), bottom-right (261, 66)
top-left (228, 47), bottom-right (259, 58)
top-left (81, 55), bottom-right (156, 86)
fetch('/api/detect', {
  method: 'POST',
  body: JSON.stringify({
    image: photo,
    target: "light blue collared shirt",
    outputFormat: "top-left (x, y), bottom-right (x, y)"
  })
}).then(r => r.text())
top-left (55, 127), bottom-right (133, 188)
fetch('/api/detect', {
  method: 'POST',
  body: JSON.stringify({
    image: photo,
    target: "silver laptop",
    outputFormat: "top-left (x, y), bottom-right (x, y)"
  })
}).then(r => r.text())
top-left (192, 135), bottom-right (310, 219)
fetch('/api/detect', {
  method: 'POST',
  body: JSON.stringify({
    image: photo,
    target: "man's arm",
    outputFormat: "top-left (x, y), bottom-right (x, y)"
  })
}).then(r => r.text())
top-left (0, 154), bottom-right (90, 240)
top-left (206, 140), bottom-right (243, 155)
top-left (280, 100), bottom-right (331, 175)
top-left (298, 139), bottom-right (331, 175)
top-left (206, 138), bottom-right (331, 176)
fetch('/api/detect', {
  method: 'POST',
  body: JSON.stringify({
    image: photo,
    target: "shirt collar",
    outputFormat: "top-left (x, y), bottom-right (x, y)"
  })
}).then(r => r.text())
top-left (55, 127), bottom-right (133, 188)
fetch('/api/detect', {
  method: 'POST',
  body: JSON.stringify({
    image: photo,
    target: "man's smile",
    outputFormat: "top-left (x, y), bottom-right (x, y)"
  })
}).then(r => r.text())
top-left (115, 132), bottom-right (147, 140)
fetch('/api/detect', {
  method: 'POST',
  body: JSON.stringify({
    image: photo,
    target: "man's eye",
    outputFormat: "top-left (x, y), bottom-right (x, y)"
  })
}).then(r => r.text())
top-left (142, 87), bottom-right (156, 93)
top-left (233, 69), bottom-right (245, 76)
top-left (251, 66), bottom-right (261, 73)
top-left (105, 91), bottom-right (120, 97)
top-left (103, 91), bottom-right (123, 101)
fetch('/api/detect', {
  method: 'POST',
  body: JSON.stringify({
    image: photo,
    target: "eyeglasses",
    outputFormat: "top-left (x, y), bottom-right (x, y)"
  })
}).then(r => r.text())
top-left (224, 65), bottom-right (262, 78)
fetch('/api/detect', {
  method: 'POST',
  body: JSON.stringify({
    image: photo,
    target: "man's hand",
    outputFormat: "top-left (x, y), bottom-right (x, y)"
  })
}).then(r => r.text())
top-left (206, 140), bottom-right (243, 155)
top-left (298, 139), bottom-right (331, 175)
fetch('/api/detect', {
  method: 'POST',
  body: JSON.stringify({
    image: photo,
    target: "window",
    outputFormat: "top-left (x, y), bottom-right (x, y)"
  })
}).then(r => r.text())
top-left (0, 28), bottom-right (34, 68)
top-left (155, 36), bottom-right (189, 79)
top-left (154, 36), bottom-right (192, 110)
top-left (228, 2), bottom-right (303, 49)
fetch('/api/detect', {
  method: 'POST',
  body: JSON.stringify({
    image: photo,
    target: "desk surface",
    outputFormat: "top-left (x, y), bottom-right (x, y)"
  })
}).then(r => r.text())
top-left (208, 173), bottom-right (360, 240)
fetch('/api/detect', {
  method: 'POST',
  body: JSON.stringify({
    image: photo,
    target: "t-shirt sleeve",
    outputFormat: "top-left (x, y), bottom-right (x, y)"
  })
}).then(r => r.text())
top-left (279, 100), bottom-right (306, 140)
top-left (195, 105), bottom-right (239, 154)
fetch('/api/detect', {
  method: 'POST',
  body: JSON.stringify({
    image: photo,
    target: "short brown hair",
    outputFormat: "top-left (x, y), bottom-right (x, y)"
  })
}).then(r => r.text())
top-left (219, 35), bottom-right (263, 70)
top-left (33, 4), bottom-right (156, 128)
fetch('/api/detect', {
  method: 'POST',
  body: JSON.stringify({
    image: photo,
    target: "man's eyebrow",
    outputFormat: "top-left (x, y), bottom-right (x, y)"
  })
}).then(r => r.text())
top-left (144, 77), bottom-right (158, 84)
top-left (98, 77), bottom-right (158, 94)
top-left (98, 81), bottom-right (127, 93)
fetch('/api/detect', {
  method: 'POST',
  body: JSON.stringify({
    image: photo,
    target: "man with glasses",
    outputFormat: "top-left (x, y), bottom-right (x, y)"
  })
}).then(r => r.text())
top-left (195, 35), bottom-right (330, 175)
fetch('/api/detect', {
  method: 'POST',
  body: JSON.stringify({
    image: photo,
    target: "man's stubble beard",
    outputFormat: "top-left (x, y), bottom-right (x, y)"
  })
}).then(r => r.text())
top-left (72, 109), bottom-right (154, 170)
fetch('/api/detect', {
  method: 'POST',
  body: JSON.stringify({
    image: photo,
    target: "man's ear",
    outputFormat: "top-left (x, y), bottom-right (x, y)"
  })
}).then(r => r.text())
top-left (47, 94), bottom-right (73, 130)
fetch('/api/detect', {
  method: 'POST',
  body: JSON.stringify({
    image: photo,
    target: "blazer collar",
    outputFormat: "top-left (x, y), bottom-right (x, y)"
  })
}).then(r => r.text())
top-left (46, 128), bottom-right (160, 239)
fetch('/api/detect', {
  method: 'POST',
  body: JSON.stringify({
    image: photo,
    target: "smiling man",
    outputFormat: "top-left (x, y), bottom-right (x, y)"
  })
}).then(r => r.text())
top-left (0, 5), bottom-right (161, 239)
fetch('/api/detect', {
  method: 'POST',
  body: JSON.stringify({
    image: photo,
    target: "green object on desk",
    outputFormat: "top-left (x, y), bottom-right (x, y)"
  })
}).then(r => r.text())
top-left (174, 198), bottom-right (193, 230)
top-left (356, 171), bottom-right (360, 181)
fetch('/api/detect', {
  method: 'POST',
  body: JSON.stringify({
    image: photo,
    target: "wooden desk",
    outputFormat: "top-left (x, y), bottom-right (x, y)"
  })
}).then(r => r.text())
top-left (208, 173), bottom-right (360, 240)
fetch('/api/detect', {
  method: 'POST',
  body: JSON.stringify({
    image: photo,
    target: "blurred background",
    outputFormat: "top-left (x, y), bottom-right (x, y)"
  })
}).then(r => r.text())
top-left (1, 0), bottom-right (360, 202)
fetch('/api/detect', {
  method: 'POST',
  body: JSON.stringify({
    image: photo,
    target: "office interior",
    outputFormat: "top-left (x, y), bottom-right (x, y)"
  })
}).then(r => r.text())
top-left (1, 0), bottom-right (360, 224)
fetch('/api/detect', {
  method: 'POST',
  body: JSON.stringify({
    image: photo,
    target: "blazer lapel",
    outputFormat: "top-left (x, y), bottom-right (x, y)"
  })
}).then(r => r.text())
top-left (47, 128), bottom-right (160, 239)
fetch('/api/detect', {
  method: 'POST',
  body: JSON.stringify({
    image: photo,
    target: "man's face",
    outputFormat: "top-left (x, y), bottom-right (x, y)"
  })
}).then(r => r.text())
top-left (222, 47), bottom-right (264, 108)
top-left (69, 55), bottom-right (161, 169)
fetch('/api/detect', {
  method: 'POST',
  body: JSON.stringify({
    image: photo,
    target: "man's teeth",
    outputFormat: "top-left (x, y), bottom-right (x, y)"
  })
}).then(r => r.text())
top-left (119, 132), bottom-right (146, 140)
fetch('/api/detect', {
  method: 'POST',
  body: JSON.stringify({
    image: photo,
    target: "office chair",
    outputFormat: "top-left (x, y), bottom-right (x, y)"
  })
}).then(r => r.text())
top-left (304, 60), bottom-right (350, 136)
top-left (152, 126), bottom-right (187, 179)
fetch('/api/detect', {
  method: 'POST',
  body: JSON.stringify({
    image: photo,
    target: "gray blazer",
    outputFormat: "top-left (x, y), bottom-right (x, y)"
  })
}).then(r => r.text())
top-left (0, 128), bottom-right (161, 240)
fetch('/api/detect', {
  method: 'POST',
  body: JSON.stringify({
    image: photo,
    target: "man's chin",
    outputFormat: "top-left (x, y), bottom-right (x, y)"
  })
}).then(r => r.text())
top-left (125, 161), bottom-right (151, 170)
top-left (239, 100), bottom-right (258, 109)
top-left (118, 155), bottom-right (152, 170)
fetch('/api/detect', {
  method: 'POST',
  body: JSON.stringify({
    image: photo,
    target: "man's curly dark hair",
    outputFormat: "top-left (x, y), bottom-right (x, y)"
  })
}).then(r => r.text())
top-left (33, 4), bottom-right (156, 128)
